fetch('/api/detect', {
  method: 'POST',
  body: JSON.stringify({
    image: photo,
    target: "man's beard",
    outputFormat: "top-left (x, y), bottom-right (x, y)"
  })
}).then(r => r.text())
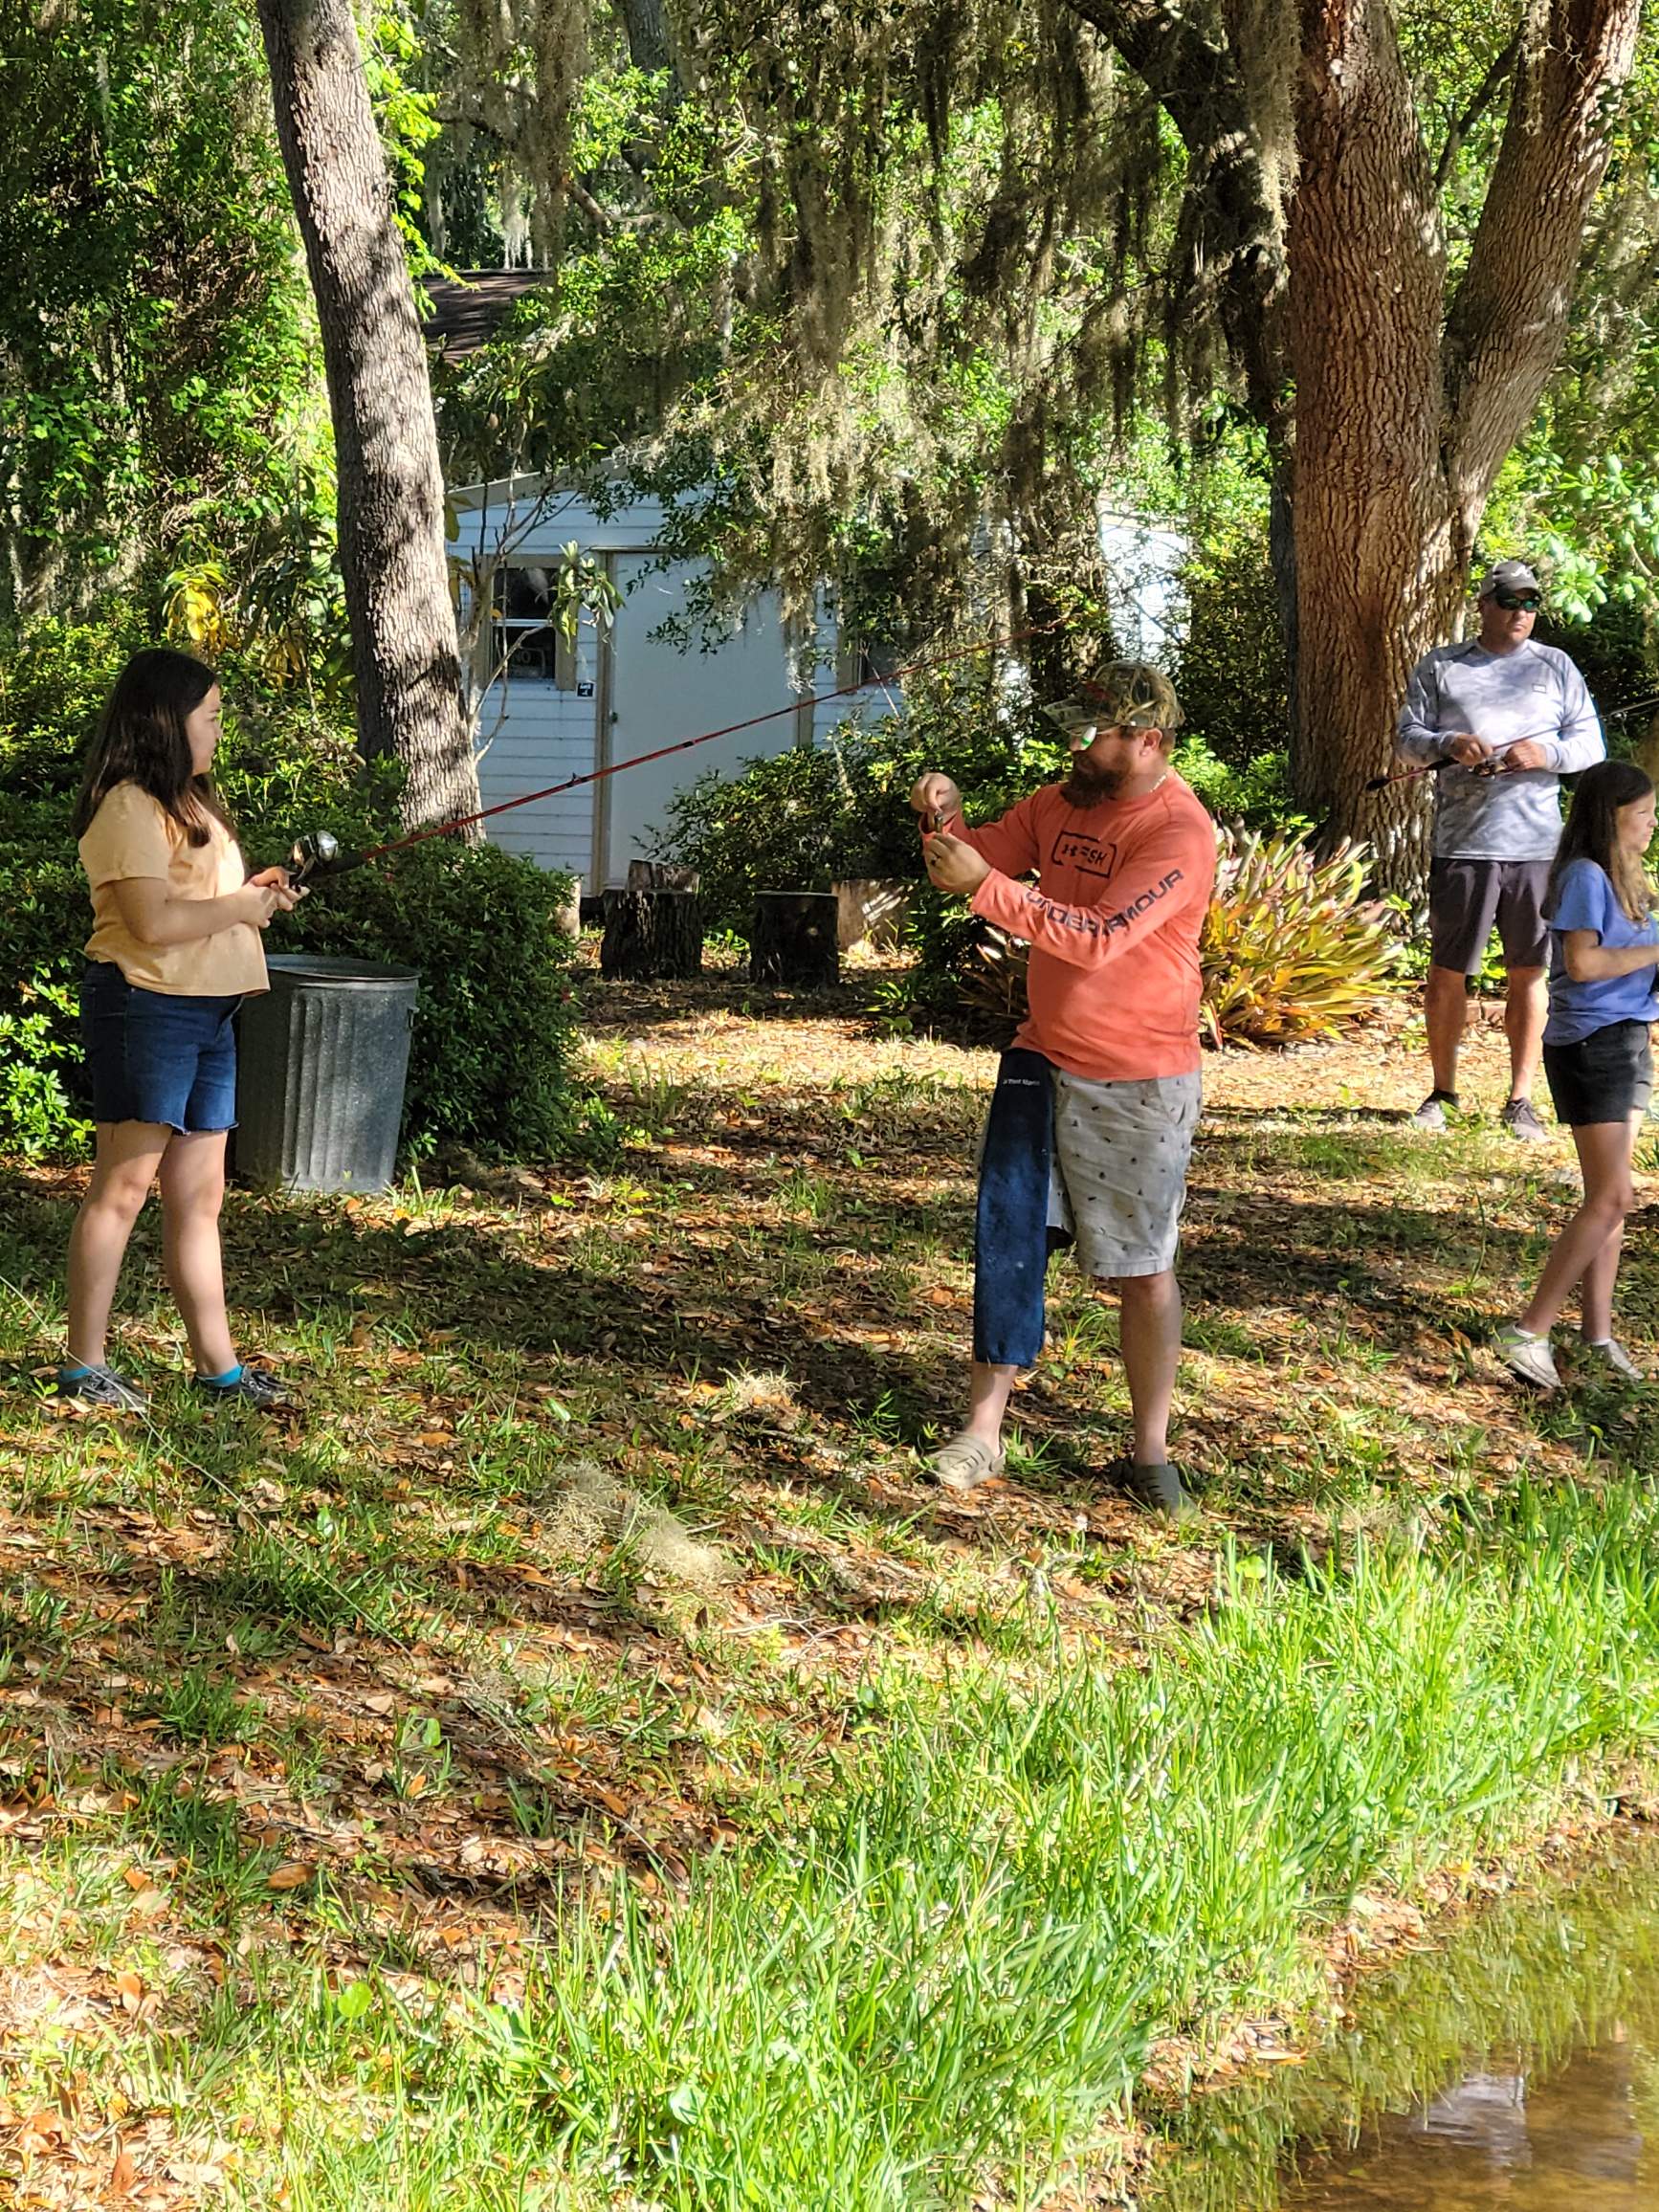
top-left (1061, 756), bottom-right (1127, 806)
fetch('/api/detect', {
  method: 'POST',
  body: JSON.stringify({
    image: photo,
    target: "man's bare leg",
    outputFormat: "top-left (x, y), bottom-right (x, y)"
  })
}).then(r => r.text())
top-left (1502, 964), bottom-right (1546, 1103)
top-left (960, 1360), bottom-right (1019, 1450)
top-left (1115, 1268), bottom-right (1182, 1466)
top-left (1425, 964), bottom-right (1471, 1097)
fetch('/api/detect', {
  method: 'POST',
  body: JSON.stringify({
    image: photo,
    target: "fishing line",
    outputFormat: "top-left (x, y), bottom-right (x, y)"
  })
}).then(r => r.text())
top-left (292, 617), bottom-right (1068, 882)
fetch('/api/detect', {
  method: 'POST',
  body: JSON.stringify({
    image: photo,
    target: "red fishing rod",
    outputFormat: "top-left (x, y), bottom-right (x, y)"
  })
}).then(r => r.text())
top-left (288, 618), bottom-right (1067, 884)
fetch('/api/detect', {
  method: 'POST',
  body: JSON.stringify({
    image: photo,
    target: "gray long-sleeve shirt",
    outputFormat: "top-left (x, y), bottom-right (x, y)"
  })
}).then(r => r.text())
top-left (1395, 640), bottom-right (1604, 860)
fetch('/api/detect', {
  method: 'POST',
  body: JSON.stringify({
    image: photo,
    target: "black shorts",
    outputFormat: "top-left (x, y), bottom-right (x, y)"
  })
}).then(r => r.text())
top-left (1541, 1020), bottom-right (1654, 1127)
top-left (1427, 857), bottom-right (1551, 975)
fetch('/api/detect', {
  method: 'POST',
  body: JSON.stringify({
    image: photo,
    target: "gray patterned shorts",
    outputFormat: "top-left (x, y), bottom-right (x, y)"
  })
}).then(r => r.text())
top-left (1047, 1070), bottom-right (1202, 1278)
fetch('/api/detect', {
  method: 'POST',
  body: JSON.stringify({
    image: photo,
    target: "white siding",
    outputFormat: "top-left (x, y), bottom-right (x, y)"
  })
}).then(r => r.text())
top-left (450, 478), bottom-right (855, 891)
top-left (472, 623), bottom-right (600, 882)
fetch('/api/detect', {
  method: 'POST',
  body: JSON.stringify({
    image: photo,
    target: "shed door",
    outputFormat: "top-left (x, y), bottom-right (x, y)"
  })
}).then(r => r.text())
top-left (602, 558), bottom-right (804, 886)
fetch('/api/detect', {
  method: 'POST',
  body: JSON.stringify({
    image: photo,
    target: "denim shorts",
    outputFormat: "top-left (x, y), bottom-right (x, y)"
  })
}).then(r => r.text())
top-left (80, 962), bottom-right (241, 1134)
top-left (1542, 1019), bottom-right (1654, 1127)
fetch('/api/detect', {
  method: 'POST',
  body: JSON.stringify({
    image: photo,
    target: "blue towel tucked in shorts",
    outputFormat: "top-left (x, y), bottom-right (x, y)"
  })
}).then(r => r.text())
top-left (973, 1049), bottom-right (1071, 1368)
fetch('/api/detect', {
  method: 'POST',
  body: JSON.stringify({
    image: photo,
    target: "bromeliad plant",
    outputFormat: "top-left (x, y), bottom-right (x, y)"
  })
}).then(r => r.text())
top-left (957, 827), bottom-right (1400, 1048)
top-left (1200, 828), bottom-right (1401, 1048)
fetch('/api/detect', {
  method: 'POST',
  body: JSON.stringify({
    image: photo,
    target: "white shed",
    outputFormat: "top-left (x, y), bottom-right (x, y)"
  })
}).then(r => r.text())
top-left (448, 478), bottom-right (854, 893)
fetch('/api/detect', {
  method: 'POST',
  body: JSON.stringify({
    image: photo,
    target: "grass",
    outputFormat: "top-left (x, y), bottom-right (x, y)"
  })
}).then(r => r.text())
top-left (1, 973), bottom-right (1658, 2205)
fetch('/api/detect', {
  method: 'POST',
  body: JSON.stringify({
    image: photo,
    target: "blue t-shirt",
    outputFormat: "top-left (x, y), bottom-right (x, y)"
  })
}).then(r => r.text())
top-left (1543, 857), bottom-right (1659, 1045)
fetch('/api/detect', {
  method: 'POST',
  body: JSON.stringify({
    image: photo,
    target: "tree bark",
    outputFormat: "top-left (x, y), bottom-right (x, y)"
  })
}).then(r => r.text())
top-left (255, 0), bottom-right (479, 833)
top-left (1283, 0), bottom-right (1639, 888)
top-left (750, 893), bottom-right (840, 988)
top-left (600, 888), bottom-right (703, 979)
top-left (1285, 0), bottom-right (1451, 886)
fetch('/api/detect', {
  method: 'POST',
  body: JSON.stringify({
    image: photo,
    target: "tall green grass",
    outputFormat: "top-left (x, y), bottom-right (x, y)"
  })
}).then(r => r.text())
top-left (453, 1484), bottom-right (1659, 2211)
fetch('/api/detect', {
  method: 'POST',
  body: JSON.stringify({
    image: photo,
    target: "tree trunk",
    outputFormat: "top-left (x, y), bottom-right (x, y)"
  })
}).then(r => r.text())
top-left (1281, 0), bottom-right (1639, 893)
top-left (255, 0), bottom-right (479, 834)
top-left (1284, 0), bottom-right (1452, 889)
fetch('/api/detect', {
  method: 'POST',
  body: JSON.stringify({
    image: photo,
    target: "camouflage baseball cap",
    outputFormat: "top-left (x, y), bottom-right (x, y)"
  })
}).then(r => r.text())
top-left (1040, 657), bottom-right (1183, 736)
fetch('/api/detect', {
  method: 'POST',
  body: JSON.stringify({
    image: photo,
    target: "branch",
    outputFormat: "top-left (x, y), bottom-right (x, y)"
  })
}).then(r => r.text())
top-left (1431, 30), bottom-right (1521, 199)
top-left (1056, 0), bottom-right (1288, 433)
top-left (1443, 0), bottom-right (1643, 512)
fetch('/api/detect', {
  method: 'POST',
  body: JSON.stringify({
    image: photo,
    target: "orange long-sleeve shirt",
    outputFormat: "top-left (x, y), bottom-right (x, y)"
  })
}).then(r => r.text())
top-left (944, 773), bottom-right (1216, 1081)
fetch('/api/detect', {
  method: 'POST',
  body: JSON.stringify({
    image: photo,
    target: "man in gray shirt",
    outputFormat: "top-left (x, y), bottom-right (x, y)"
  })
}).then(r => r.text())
top-left (1395, 558), bottom-right (1604, 1137)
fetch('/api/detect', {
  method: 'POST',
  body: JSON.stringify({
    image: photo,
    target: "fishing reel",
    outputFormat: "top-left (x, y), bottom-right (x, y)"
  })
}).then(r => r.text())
top-left (288, 830), bottom-right (344, 886)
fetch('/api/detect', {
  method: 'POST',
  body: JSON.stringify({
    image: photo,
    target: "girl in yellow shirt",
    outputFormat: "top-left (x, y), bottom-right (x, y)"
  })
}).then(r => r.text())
top-left (58, 649), bottom-right (301, 1412)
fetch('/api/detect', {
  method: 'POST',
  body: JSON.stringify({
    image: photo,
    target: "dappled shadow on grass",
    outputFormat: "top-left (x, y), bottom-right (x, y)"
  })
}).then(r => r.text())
top-left (4, 1027), bottom-right (1656, 2005)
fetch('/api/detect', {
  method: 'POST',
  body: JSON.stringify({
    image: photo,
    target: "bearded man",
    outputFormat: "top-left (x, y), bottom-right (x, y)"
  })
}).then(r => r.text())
top-left (910, 658), bottom-right (1217, 1516)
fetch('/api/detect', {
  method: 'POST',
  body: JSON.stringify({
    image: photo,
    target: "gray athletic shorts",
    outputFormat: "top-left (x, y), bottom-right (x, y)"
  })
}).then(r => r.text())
top-left (1048, 1070), bottom-right (1202, 1278)
top-left (1427, 857), bottom-right (1551, 975)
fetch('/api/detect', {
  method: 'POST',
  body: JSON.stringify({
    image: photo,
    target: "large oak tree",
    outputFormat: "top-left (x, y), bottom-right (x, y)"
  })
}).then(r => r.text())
top-left (256, 0), bottom-right (478, 830)
top-left (1063, 0), bottom-right (1642, 882)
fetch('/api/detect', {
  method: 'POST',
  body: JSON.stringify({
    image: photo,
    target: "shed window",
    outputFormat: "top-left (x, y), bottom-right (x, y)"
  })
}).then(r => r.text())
top-left (494, 565), bottom-right (577, 689)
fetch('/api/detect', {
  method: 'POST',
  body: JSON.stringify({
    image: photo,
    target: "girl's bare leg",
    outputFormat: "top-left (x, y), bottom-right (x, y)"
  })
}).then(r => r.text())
top-left (157, 1130), bottom-right (237, 1376)
top-left (67, 1122), bottom-right (171, 1367)
top-left (1518, 1117), bottom-right (1637, 1338)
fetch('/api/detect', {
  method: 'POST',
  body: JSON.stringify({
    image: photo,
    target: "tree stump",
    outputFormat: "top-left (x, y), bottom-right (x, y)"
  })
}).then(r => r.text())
top-left (750, 891), bottom-right (840, 988)
top-left (628, 860), bottom-right (699, 894)
top-left (600, 889), bottom-right (703, 980)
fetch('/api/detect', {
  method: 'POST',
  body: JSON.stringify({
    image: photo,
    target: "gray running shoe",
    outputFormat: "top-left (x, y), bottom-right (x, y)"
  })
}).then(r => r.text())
top-left (54, 1363), bottom-right (146, 1413)
top-left (1493, 1324), bottom-right (1560, 1390)
top-left (191, 1365), bottom-right (297, 1412)
top-left (1109, 1457), bottom-right (1198, 1520)
top-left (1582, 1338), bottom-right (1647, 1383)
top-left (1500, 1096), bottom-right (1547, 1141)
top-left (1411, 1091), bottom-right (1458, 1132)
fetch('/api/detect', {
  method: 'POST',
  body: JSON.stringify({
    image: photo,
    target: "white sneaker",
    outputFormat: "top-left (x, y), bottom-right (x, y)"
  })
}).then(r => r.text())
top-left (1582, 1338), bottom-right (1647, 1383)
top-left (1493, 1324), bottom-right (1561, 1390)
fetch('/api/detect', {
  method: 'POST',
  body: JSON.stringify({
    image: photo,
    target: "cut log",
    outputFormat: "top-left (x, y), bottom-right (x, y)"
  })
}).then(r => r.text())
top-left (600, 889), bottom-right (703, 980)
top-left (750, 892), bottom-right (840, 988)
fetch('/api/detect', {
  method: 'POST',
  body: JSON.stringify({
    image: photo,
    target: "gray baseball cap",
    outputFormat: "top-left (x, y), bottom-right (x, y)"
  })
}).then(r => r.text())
top-left (1476, 559), bottom-right (1541, 599)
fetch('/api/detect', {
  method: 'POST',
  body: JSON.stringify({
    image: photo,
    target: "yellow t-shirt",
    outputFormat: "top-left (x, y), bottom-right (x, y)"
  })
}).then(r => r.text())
top-left (79, 783), bottom-right (269, 997)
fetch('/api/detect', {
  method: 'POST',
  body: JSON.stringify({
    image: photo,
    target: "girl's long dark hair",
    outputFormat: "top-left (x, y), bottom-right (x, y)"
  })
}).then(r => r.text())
top-left (1544, 759), bottom-right (1655, 926)
top-left (72, 648), bottom-right (231, 847)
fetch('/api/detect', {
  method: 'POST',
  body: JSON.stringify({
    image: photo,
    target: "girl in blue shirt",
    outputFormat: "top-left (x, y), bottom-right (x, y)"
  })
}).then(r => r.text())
top-left (1497, 761), bottom-right (1657, 1388)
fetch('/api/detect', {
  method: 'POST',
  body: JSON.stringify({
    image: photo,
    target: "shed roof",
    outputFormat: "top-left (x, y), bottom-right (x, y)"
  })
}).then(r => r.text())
top-left (424, 271), bottom-right (553, 363)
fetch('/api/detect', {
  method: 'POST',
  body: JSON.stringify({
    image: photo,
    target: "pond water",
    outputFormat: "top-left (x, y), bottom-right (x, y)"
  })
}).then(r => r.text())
top-left (1148, 1837), bottom-right (1659, 2212)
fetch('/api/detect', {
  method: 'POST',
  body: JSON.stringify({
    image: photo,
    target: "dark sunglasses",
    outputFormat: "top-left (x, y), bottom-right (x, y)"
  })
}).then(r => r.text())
top-left (1493, 589), bottom-right (1541, 611)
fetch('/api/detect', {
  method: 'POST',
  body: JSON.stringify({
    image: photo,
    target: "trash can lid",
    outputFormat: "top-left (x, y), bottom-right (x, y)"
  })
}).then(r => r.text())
top-left (264, 954), bottom-right (420, 985)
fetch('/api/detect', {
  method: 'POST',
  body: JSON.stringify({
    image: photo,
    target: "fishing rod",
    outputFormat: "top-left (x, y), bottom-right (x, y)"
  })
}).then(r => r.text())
top-left (1363, 685), bottom-right (1659, 794)
top-left (283, 618), bottom-right (1067, 886)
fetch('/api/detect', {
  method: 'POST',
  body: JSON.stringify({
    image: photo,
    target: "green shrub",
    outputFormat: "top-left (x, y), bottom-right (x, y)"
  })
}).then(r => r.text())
top-left (0, 977), bottom-right (91, 1157)
top-left (646, 667), bottom-right (1056, 937)
top-left (0, 616), bottom-right (581, 1161)
top-left (1173, 524), bottom-right (1291, 771)
top-left (1173, 734), bottom-right (1301, 832)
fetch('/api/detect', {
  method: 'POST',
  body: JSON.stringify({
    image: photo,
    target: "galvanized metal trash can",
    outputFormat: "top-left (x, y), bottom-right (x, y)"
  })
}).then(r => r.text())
top-left (234, 955), bottom-right (420, 1194)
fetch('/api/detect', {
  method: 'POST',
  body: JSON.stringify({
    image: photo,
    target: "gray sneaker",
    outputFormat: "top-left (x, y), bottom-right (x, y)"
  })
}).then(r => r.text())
top-left (1411, 1091), bottom-right (1458, 1132)
top-left (54, 1363), bottom-right (147, 1413)
top-left (1582, 1338), bottom-right (1647, 1383)
top-left (1500, 1097), bottom-right (1547, 1141)
top-left (1108, 1457), bottom-right (1198, 1520)
top-left (1493, 1324), bottom-right (1561, 1390)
